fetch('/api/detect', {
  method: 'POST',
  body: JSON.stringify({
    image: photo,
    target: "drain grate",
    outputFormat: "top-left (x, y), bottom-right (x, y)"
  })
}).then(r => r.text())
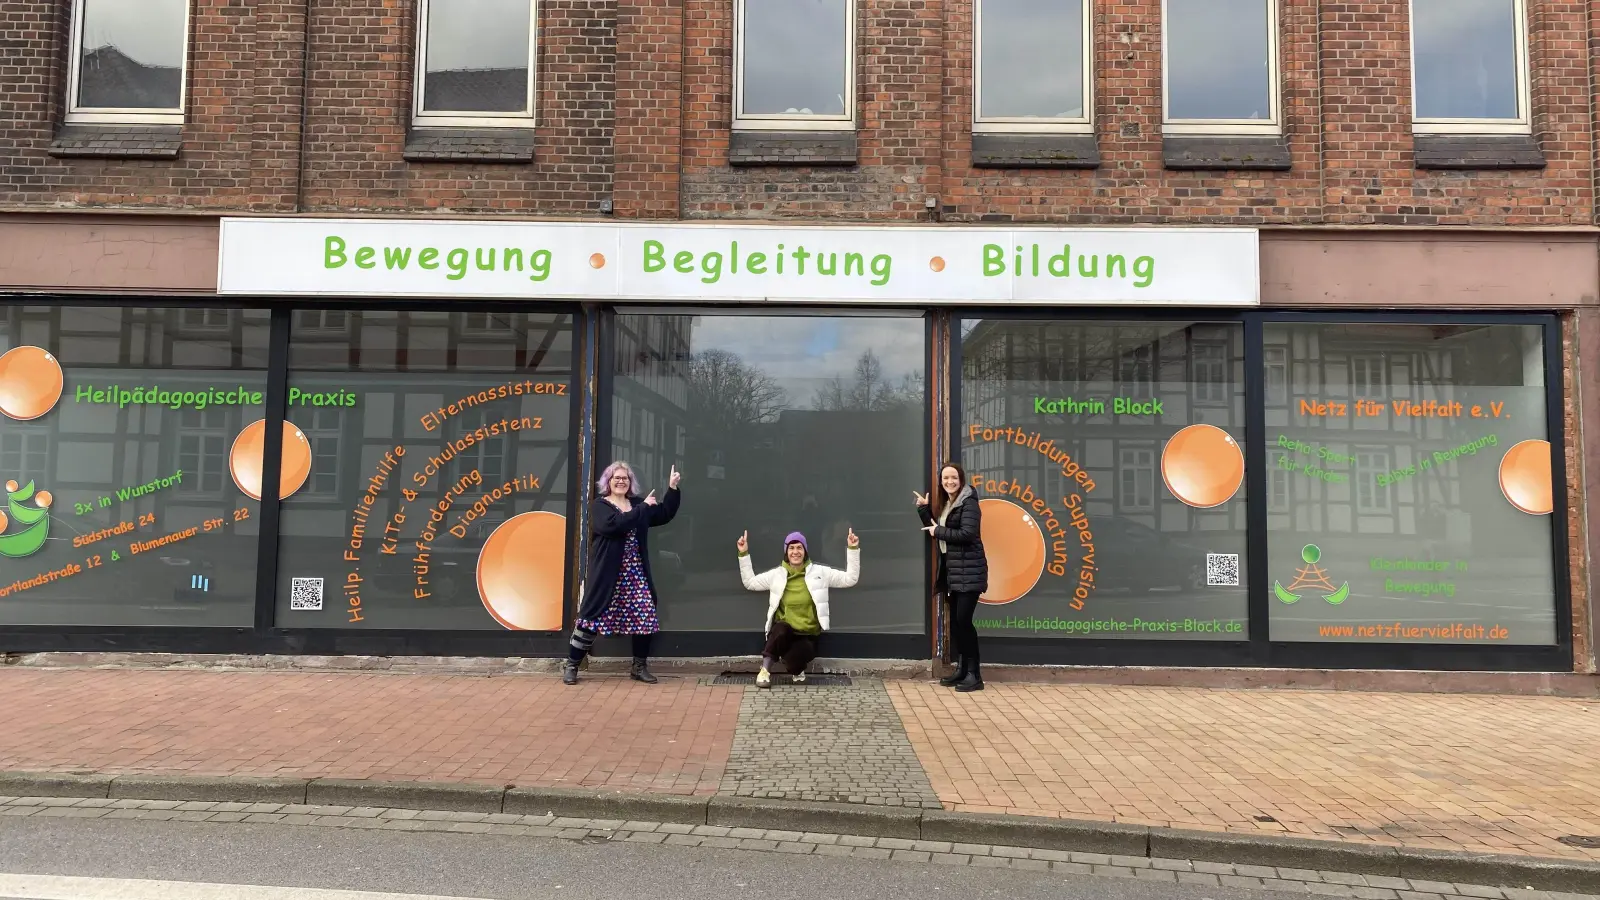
top-left (1560, 835), bottom-right (1600, 849)
top-left (712, 671), bottom-right (853, 687)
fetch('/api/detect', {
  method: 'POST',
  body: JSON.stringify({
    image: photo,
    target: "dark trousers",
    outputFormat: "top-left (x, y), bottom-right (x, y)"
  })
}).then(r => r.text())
top-left (947, 591), bottom-right (981, 660)
top-left (763, 621), bottom-right (820, 674)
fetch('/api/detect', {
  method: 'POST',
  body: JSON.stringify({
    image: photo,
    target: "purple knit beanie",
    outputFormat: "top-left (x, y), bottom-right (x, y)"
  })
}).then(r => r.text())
top-left (783, 532), bottom-right (808, 556)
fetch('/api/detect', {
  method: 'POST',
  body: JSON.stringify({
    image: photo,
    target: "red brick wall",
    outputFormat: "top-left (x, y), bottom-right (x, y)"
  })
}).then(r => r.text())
top-left (614, 0), bottom-right (683, 219)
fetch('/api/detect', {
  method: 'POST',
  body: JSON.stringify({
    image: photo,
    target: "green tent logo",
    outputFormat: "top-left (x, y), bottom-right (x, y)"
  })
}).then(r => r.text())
top-left (0, 480), bottom-right (52, 558)
top-left (1273, 543), bottom-right (1350, 605)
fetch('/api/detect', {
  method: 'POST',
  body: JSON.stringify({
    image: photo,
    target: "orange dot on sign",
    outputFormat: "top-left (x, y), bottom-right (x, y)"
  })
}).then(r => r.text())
top-left (0, 345), bottom-right (64, 421)
top-left (4, 480), bottom-right (15, 493)
top-left (0, 511), bottom-right (7, 531)
top-left (929, 256), bottom-right (946, 272)
top-left (228, 419), bottom-right (313, 501)
top-left (479, 511), bottom-right (567, 631)
top-left (1162, 423), bottom-right (1244, 509)
top-left (977, 497), bottom-right (1045, 605)
top-left (34, 490), bottom-right (51, 509)
top-left (589, 253), bottom-right (606, 269)
top-left (1499, 439), bottom-right (1553, 515)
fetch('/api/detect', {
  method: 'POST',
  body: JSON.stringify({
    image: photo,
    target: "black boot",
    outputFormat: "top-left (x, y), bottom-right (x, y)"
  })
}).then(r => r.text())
top-left (954, 652), bottom-right (983, 692)
top-left (939, 655), bottom-right (967, 687)
top-left (630, 657), bottom-right (658, 684)
top-left (562, 660), bottom-right (579, 685)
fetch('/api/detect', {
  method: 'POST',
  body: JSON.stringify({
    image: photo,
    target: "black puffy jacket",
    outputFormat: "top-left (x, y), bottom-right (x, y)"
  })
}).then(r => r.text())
top-left (919, 488), bottom-right (989, 595)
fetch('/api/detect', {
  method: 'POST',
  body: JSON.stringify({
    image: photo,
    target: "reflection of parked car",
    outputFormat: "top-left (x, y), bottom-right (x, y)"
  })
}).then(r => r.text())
top-left (1088, 517), bottom-right (1218, 593)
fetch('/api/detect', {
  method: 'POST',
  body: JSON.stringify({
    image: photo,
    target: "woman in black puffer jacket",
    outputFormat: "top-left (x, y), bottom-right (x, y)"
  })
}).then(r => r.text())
top-left (917, 461), bottom-right (988, 692)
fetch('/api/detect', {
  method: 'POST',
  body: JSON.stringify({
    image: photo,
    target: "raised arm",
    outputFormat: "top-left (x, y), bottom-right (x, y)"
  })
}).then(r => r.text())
top-left (736, 530), bottom-right (774, 591)
top-left (823, 545), bottom-right (861, 589)
top-left (934, 498), bottom-right (982, 546)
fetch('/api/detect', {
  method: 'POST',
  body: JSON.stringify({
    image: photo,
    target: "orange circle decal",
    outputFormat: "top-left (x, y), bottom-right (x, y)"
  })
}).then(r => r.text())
top-left (34, 490), bottom-right (52, 509)
top-left (977, 497), bottom-right (1046, 605)
top-left (0, 346), bottom-right (64, 421)
top-left (589, 253), bottom-right (607, 269)
top-left (1499, 439), bottom-right (1553, 515)
top-left (1162, 424), bottom-right (1244, 509)
top-left (929, 256), bottom-right (946, 272)
top-left (229, 419), bottom-right (312, 501)
top-left (478, 511), bottom-right (567, 631)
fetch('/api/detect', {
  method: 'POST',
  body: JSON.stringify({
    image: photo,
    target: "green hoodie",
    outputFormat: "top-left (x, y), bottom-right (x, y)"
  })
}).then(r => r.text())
top-left (776, 560), bottom-right (822, 635)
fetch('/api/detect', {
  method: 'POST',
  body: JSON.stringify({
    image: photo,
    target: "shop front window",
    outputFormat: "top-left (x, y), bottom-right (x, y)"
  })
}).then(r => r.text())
top-left (609, 311), bottom-right (926, 633)
top-left (0, 306), bottom-right (269, 626)
top-left (273, 310), bottom-right (576, 631)
top-left (1264, 322), bottom-right (1555, 644)
top-left (958, 319), bottom-right (1249, 640)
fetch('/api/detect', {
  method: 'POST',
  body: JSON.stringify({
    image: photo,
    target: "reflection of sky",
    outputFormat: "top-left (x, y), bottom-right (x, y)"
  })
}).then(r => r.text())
top-left (1413, 0), bottom-right (1518, 119)
top-left (1165, 0), bottom-right (1271, 120)
top-left (741, 0), bottom-right (848, 115)
top-left (979, 0), bottom-right (1085, 119)
top-left (80, 0), bottom-right (186, 66)
top-left (691, 316), bottom-right (924, 409)
top-left (426, 0), bottom-right (532, 72)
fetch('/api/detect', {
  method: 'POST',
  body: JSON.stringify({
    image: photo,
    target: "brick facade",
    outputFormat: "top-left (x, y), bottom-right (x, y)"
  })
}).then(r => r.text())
top-left (0, 0), bottom-right (1595, 223)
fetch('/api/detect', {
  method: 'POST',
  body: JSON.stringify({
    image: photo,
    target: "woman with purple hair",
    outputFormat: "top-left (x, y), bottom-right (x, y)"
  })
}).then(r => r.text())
top-left (565, 460), bottom-right (682, 686)
top-left (736, 527), bottom-right (860, 688)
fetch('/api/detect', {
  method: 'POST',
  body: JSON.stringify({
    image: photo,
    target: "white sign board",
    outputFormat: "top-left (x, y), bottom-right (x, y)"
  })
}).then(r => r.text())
top-left (218, 218), bottom-right (1259, 306)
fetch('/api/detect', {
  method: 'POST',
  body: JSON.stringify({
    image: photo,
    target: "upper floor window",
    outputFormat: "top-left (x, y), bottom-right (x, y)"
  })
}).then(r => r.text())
top-left (1162, 0), bottom-right (1279, 133)
top-left (974, 0), bottom-right (1092, 132)
top-left (735, 0), bottom-right (854, 130)
top-left (66, 0), bottom-right (188, 124)
top-left (414, 0), bottom-right (536, 127)
top-left (1410, 0), bottom-right (1529, 133)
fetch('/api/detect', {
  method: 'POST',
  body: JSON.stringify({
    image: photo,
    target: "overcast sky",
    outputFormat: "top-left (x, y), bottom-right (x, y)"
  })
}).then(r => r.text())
top-left (692, 315), bottom-right (924, 409)
top-left (979, 0), bottom-right (1085, 119)
top-left (741, 0), bottom-right (849, 116)
top-left (425, 0), bottom-right (532, 71)
top-left (79, 0), bottom-right (186, 67)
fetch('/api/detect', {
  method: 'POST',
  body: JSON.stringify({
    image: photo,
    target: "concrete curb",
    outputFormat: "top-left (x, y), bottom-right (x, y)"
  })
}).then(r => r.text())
top-left (2, 770), bottom-right (1597, 893)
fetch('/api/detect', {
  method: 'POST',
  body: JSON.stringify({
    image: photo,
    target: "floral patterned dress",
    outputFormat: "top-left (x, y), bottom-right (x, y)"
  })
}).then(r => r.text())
top-left (576, 528), bottom-right (660, 635)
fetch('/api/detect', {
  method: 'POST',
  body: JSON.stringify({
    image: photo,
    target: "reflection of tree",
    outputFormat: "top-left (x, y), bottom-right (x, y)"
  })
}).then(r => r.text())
top-left (813, 349), bottom-right (923, 411)
top-left (686, 348), bottom-right (786, 429)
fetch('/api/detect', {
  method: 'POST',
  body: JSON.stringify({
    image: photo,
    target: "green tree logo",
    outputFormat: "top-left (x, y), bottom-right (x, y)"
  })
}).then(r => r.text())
top-left (1274, 543), bottom-right (1350, 605)
top-left (0, 480), bottom-right (52, 558)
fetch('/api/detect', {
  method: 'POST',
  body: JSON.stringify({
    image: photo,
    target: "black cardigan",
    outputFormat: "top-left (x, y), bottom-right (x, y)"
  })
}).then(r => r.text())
top-left (577, 487), bottom-right (681, 623)
top-left (919, 490), bottom-right (989, 595)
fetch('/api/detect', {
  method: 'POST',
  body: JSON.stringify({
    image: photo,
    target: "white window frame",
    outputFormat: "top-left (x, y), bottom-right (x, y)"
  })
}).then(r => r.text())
top-left (972, 0), bottom-right (1094, 134)
top-left (1160, 0), bottom-right (1280, 135)
top-left (733, 0), bottom-right (856, 131)
top-left (1409, 0), bottom-right (1530, 135)
top-left (64, 0), bottom-right (189, 125)
top-left (412, 0), bottom-right (538, 128)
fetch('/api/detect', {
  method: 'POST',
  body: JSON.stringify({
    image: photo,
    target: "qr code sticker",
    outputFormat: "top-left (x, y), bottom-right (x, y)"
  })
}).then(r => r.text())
top-left (290, 577), bottom-right (324, 610)
top-left (1206, 553), bottom-right (1240, 587)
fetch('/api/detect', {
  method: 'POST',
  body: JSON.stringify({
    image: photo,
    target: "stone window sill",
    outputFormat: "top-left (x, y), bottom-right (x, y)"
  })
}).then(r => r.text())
top-left (970, 134), bottom-right (1100, 169)
top-left (403, 128), bottom-right (536, 163)
top-left (1413, 134), bottom-right (1545, 170)
top-left (49, 125), bottom-right (182, 160)
top-left (728, 131), bottom-right (857, 167)
top-left (1163, 135), bottom-right (1291, 171)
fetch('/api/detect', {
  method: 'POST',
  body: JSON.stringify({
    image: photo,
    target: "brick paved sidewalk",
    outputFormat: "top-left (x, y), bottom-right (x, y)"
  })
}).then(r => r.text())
top-left (889, 682), bottom-right (1600, 862)
top-left (5, 667), bottom-right (1600, 864)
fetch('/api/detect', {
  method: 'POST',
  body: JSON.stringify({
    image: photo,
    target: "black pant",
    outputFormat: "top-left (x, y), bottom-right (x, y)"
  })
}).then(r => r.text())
top-left (948, 591), bottom-right (981, 660)
top-left (568, 628), bottom-right (653, 664)
top-left (763, 621), bottom-right (820, 674)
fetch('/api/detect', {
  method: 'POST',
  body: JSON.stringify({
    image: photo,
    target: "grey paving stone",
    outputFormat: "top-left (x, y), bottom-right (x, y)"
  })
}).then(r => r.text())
top-left (1222, 875), bottom-right (1268, 890)
top-left (1092, 866), bottom-right (1140, 879)
top-left (850, 847), bottom-right (893, 860)
top-left (1305, 885), bottom-right (1363, 897)
top-left (1454, 888), bottom-right (1504, 899)
top-left (1353, 889), bottom-right (1401, 900)
top-left (1194, 861), bottom-right (1238, 875)
top-left (1152, 858), bottom-right (1194, 872)
top-left (814, 845), bottom-right (854, 858)
top-left (1179, 872), bottom-right (1222, 887)
top-left (931, 854), bottom-right (971, 866)
top-left (719, 679), bottom-right (939, 808)
top-left (1397, 893), bottom-right (1450, 900)
top-left (1281, 868), bottom-right (1327, 882)
top-left (972, 857), bottom-right (1014, 869)
top-left (1051, 862), bottom-right (1093, 876)
top-left (1367, 878), bottom-right (1415, 891)
top-left (891, 849), bottom-right (932, 863)
top-left (1407, 883), bottom-right (1458, 896)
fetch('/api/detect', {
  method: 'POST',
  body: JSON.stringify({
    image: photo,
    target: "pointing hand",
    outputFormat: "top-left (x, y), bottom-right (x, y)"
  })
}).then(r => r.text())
top-left (847, 528), bottom-right (859, 549)
top-left (736, 530), bottom-right (749, 553)
top-left (669, 465), bottom-right (682, 489)
top-left (644, 490), bottom-right (659, 506)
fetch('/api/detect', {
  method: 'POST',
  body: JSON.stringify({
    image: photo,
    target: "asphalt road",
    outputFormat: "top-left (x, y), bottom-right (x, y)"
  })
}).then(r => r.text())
top-left (0, 816), bottom-right (1300, 900)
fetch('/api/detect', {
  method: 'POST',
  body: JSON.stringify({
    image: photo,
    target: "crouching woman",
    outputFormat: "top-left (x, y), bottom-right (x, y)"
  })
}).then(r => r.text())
top-left (737, 529), bottom-right (860, 688)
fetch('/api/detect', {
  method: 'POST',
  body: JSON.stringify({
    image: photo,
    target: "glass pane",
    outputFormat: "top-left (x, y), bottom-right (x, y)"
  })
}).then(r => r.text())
top-left (1413, 0), bottom-right (1520, 120)
top-left (275, 312), bottom-right (576, 630)
top-left (75, 0), bottom-right (186, 110)
top-left (422, 0), bottom-right (532, 113)
top-left (959, 320), bottom-right (1249, 641)
top-left (0, 306), bottom-right (268, 627)
top-left (611, 313), bottom-right (926, 632)
top-left (1264, 323), bottom-right (1555, 644)
top-left (978, 0), bottom-right (1085, 119)
top-left (1165, 0), bottom-right (1272, 121)
top-left (740, 0), bottom-right (849, 117)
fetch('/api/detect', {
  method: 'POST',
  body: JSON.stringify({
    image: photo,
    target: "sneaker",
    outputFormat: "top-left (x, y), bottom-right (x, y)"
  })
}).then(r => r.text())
top-left (792, 671), bottom-right (807, 684)
top-left (755, 667), bottom-right (771, 689)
